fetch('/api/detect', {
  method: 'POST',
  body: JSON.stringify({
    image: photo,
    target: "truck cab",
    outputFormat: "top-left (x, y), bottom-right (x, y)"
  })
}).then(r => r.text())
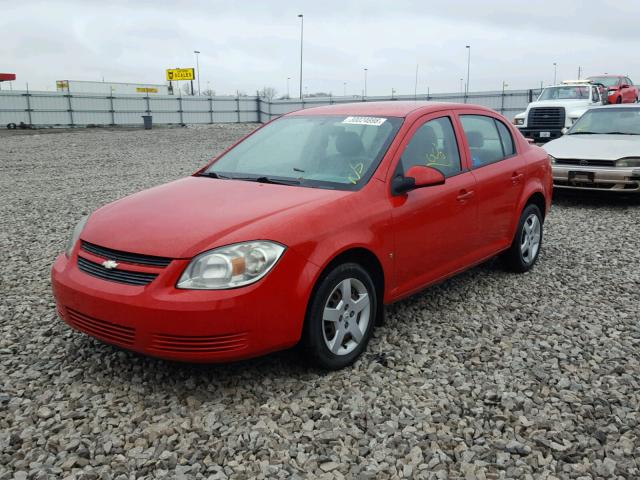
top-left (513, 80), bottom-right (604, 142)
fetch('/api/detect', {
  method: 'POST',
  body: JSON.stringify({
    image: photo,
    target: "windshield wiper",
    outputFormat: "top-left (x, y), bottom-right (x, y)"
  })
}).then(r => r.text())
top-left (197, 171), bottom-right (232, 179)
top-left (568, 131), bottom-right (597, 135)
top-left (236, 176), bottom-right (301, 186)
top-left (604, 131), bottom-right (639, 135)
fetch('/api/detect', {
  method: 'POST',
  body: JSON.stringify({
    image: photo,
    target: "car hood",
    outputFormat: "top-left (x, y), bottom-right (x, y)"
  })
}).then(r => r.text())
top-left (544, 134), bottom-right (640, 160)
top-left (81, 176), bottom-right (349, 258)
top-left (529, 100), bottom-right (592, 110)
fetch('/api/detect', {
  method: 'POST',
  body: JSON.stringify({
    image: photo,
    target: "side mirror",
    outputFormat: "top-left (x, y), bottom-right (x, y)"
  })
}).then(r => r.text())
top-left (561, 127), bottom-right (569, 135)
top-left (391, 165), bottom-right (445, 195)
top-left (621, 84), bottom-right (629, 89)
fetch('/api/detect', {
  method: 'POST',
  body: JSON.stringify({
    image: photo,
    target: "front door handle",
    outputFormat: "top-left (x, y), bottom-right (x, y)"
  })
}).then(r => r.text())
top-left (457, 190), bottom-right (475, 202)
top-left (511, 172), bottom-right (525, 184)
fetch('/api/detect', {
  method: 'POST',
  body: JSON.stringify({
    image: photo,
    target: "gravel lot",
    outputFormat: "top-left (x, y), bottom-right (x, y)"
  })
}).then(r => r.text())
top-left (1, 124), bottom-right (639, 480)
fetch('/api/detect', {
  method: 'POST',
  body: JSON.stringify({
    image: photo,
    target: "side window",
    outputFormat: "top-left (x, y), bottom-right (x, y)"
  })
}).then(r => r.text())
top-left (400, 117), bottom-right (461, 177)
top-left (592, 86), bottom-right (600, 102)
top-left (626, 77), bottom-right (633, 86)
top-left (460, 115), bottom-right (505, 168)
top-left (495, 120), bottom-right (515, 157)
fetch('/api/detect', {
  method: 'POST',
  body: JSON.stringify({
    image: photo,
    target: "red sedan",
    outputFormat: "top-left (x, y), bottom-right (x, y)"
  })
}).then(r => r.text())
top-left (588, 75), bottom-right (639, 104)
top-left (51, 102), bottom-right (552, 369)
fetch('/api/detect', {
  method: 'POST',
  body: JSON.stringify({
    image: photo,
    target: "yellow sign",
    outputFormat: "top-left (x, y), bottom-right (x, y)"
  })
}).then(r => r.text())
top-left (136, 87), bottom-right (158, 93)
top-left (166, 68), bottom-right (195, 81)
top-left (56, 80), bottom-right (69, 90)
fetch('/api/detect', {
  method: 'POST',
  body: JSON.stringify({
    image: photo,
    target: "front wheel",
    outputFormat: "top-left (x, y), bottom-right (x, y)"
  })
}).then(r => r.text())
top-left (502, 204), bottom-right (543, 273)
top-left (302, 263), bottom-right (376, 370)
top-left (616, 96), bottom-right (623, 104)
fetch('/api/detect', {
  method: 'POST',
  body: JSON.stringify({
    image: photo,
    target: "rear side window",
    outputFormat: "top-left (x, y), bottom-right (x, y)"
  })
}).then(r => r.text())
top-left (495, 120), bottom-right (515, 156)
top-left (460, 115), bottom-right (506, 168)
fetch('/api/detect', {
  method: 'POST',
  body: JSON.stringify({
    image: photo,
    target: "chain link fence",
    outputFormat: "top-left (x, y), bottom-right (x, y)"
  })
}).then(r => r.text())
top-left (1, 88), bottom-right (542, 128)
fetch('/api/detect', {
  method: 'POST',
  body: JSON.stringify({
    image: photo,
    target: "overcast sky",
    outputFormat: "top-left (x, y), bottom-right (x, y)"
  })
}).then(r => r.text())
top-left (3, 0), bottom-right (640, 96)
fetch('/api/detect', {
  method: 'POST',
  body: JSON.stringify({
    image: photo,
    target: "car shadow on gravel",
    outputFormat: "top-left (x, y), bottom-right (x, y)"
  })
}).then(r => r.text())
top-left (552, 189), bottom-right (640, 208)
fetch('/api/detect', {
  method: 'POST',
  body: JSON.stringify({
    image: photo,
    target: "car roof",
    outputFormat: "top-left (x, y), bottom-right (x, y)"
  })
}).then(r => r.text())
top-left (285, 101), bottom-right (495, 118)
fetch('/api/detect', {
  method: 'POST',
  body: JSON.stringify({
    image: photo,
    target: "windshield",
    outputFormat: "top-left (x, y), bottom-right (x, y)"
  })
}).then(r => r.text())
top-left (538, 86), bottom-right (590, 100)
top-left (569, 107), bottom-right (640, 135)
top-left (205, 115), bottom-right (403, 190)
top-left (588, 77), bottom-right (619, 87)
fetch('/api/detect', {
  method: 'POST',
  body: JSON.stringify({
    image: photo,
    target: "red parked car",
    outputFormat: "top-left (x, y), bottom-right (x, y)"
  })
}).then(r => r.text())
top-left (588, 75), bottom-right (639, 104)
top-left (51, 102), bottom-right (552, 369)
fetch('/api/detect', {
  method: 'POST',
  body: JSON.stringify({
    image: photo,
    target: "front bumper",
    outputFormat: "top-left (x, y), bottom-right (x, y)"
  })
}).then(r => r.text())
top-left (51, 246), bottom-right (320, 362)
top-left (517, 127), bottom-right (564, 143)
top-left (552, 165), bottom-right (640, 192)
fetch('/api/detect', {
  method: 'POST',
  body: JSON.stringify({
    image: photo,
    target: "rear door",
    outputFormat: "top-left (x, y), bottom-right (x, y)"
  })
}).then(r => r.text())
top-left (455, 112), bottom-right (525, 258)
top-left (389, 113), bottom-right (479, 297)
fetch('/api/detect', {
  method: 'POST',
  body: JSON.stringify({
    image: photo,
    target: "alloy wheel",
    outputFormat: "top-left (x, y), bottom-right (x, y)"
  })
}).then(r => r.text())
top-left (520, 213), bottom-right (541, 265)
top-left (322, 278), bottom-right (371, 356)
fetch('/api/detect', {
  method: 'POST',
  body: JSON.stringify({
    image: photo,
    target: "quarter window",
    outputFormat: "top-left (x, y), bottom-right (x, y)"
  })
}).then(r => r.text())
top-left (495, 120), bottom-right (515, 157)
top-left (400, 117), bottom-right (461, 177)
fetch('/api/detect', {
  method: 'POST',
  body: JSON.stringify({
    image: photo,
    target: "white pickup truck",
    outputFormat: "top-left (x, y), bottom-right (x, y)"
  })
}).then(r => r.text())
top-left (513, 81), bottom-right (605, 142)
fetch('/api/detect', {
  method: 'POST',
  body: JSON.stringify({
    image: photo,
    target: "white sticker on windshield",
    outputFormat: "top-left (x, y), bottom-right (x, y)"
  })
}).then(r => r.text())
top-left (342, 116), bottom-right (387, 126)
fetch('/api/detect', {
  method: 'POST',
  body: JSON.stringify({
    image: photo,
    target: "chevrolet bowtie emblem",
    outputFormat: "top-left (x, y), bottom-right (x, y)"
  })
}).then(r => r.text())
top-left (102, 259), bottom-right (119, 270)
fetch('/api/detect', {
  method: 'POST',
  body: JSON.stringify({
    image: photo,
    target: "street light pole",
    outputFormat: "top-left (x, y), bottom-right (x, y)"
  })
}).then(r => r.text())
top-left (465, 45), bottom-right (471, 98)
top-left (287, 77), bottom-right (291, 98)
top-left (501, 81), bottom-right (508, 113)
top-left (364, 68), bottom-right (368, 98)
top-left (298, 14), bottom-right (304, 99)
top-left (553, 62), bottom-right (558, 85)
top-left (193, 50), bottom-right (201, 95)
top-left (343, 82), bottom-right (347, 96)
top-left (460, 78), bottom-right (464, 94)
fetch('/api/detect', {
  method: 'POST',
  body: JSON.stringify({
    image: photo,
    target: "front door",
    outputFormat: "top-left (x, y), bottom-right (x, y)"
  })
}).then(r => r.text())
top-left (389, 114), bottom-right (478, 298)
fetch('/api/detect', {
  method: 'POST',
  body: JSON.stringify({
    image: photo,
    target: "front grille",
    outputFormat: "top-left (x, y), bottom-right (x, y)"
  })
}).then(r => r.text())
top-left (77, 256), bottom-right (158, 286)
top-left (555, 158), bottom-right (616, 167)
top-left (149, 332), bottom-right (248, 354)
top-left (528, 107), bottom-right (566, 129)
top-left (81, 241), bottom-right (172, 267)
top-left (66, 308), bottom-right (135, 346)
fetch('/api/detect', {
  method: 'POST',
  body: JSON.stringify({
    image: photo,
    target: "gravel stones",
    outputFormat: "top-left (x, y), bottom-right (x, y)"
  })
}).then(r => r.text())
top-left (1, 124), bottom-right (639, 478)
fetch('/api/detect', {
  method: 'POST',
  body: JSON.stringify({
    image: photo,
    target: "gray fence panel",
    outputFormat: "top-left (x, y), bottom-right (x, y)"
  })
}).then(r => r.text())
top-left (150, 112), bottom-right (182, 124)
top-left (181, 97), bottom-right (210, 112)
top-left (0, 111), bottom-right (29, 125)
top-left (0, 92), bottom-right (28, 110)
top-left (149, 98), bottom-right (180, 112)
top-left (29, 94), bottom-right (68, 110)
top-left (72, 96), bottom-right (111, 112)
top-left (73, 112), bottom-right (111, 125)
top-left (114, 112), bottom-right (145, 125)
top-left (183, 112), bottom-right (211, 123)
top-left (113, 97), bottom-right (147, 112)
top-left (31, 111), bottom-right (71, 125)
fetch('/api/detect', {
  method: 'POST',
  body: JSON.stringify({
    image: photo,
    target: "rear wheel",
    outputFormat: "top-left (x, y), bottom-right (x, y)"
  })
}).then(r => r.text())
top-left (302, 263), bottom-right (376, 370)
top-left (502, 204), bottom-right (543, 273)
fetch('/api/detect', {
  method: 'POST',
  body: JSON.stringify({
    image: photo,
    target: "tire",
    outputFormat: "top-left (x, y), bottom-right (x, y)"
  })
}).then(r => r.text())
top-left (616, 96), bottom-right (622, 104)
top-left (502, 204), bottom-right (543, 273)
top-left (302, 263), bottom-right (376, 370)
top-left (6, 123), bottom-right (16, 130)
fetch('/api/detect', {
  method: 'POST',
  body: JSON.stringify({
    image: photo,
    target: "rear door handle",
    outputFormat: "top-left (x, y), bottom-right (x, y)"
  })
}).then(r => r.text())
top-left (511, 172), bottom-right (525, 184)
top-left (457, 190), bottom-right (475, 202)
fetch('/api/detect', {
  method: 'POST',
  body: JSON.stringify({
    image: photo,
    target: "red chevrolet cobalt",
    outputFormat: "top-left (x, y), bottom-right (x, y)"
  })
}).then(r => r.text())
top-left (52, 102), bottom-right (552, 369)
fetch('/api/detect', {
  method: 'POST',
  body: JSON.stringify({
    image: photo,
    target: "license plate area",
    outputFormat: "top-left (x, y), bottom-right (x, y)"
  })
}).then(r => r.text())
top-left (569, 171), bottom-right (595, 184)
top-left (539, 131), bottom-right (551, 138)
